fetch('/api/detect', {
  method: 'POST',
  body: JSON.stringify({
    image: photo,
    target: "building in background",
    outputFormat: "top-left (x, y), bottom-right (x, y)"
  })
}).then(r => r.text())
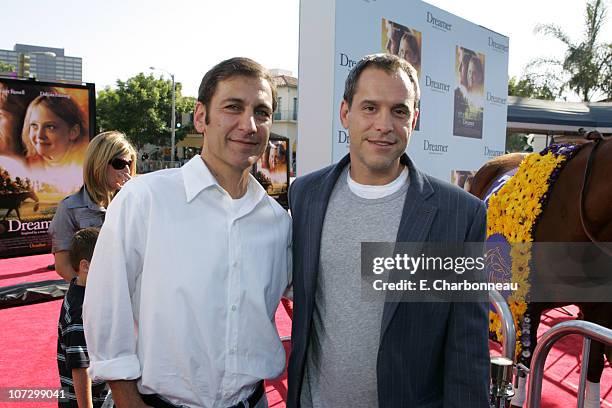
top-left (270, 69), bottom-right (298, 174)
top-left (0, 44), bottom-right (82, 82)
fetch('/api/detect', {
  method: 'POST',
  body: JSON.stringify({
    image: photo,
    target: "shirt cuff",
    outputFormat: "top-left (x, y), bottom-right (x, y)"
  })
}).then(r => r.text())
top-left (87, 355), bottom-right (141, 381)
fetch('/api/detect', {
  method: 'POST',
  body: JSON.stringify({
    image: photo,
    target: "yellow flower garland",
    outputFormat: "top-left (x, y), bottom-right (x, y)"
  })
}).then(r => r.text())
top-left (486, 152), bottom-right (567, 359)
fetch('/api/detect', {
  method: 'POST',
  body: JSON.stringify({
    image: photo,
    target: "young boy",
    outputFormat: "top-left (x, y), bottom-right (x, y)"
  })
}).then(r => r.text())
top-left (57, 227), bottom-right (108, 407)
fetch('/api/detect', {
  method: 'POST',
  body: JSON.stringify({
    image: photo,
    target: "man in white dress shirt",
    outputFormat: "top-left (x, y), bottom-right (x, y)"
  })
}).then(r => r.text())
top-left (83, 57), bottom-right (291, 408)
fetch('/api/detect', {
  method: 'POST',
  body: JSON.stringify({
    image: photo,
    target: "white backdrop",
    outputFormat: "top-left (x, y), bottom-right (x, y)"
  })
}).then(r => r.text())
top-left (298, 0), bottom-right (509, 181)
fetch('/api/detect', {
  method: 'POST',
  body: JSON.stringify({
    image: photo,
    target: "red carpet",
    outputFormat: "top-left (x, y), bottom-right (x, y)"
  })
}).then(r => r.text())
top-left (0, 254), bottom-right (610, 407)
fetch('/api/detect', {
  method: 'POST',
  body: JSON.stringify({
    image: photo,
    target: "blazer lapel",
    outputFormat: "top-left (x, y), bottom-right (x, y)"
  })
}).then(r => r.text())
top-left (380, 155), bottom-right (438, 337)
top-left (303, 155), bottom-right (352, 301)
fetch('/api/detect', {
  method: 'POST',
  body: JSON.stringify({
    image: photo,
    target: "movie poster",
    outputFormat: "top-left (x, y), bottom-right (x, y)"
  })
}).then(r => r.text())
top-left (0, 78), bottom-right (95, 258)
top-left (381, 18), bottom-right (422, 130)
top-left (252, 135), bottom-right (289, 209)
top-left (450, 169), bottom-right (476, 192)
top-left (453, 46), bottom-right (485, 138)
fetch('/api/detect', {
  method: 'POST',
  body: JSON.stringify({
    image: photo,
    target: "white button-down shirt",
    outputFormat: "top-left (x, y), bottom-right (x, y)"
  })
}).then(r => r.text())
top-left (83, 156), bottom-right (291, 408)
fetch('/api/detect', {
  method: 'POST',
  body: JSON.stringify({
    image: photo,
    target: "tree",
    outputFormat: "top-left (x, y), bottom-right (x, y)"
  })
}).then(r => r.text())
top-left (529, 0), bottom-right (612, 101)
top-left (96, 73), bottom-right (196, 150)
top-left (0, 61), bottom-right (15, 72)
top-left (508, 76), bottom-right (556, 100)
top-left (506, 76), bottom-right (553, 153)
top-left (505, 133), bottom-right (530, 153)
top-left (601, 43), bottom-right (612, 99)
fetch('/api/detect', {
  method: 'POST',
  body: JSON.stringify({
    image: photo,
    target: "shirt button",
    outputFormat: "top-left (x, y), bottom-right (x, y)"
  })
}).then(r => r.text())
top-left (231, 305), bottom-right (237, 311)
top-left (233, 261), bottom-right (239, 268)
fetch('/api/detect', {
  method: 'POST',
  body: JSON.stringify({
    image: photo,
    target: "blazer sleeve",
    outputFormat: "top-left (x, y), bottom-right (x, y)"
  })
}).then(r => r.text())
top-left (443, 202), bottom-right (490, 407)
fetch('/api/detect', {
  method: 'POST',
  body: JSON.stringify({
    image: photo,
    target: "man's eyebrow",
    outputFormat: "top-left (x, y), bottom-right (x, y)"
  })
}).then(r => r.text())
top-left (392, 103), bottom-right (410, 110)
top-left (360, 99), bottom-right (379, 106)
top-left (220, 98), bottom-right (272, 111)
top-left (220, 97), bottom-right (245, 105)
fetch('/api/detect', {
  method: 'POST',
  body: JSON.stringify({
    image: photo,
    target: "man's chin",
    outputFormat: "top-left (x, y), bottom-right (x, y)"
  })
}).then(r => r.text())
top-left (361, 154), bottom-right (402, 171)
top-left (239, 151), bottom-right (264, 165)
top-left (231, 157), bottom-right (260, 172)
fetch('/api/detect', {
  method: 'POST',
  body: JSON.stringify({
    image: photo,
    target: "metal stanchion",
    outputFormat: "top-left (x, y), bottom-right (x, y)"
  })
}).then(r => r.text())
top-left (577, 337), bottom-right (591, 408)
top-left (489, 290), bottom-right (517, 407)
top-left (489, 290), bottom-right (516, 361)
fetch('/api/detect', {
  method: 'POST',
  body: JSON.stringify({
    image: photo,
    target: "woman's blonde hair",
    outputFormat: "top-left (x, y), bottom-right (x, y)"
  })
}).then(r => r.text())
top-left (83, 131), bottom-right (137, 208)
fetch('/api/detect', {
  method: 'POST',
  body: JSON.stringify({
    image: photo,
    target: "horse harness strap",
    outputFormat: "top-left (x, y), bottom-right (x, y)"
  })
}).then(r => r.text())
top-left (579, 137), bottom-right (612, 258)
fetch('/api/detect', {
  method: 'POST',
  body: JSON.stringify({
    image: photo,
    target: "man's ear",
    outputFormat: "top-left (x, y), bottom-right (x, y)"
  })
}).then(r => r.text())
top-left (411, 108), bottom-right (420, 131)
top-left (194, 101), bottom-right (207, 134)
top-left (340, 99), bottom-right (350, 129)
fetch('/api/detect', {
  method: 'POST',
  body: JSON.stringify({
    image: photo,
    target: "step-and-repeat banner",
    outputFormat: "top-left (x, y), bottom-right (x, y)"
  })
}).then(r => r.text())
top-left (298, 0), bottom-right (509, 182)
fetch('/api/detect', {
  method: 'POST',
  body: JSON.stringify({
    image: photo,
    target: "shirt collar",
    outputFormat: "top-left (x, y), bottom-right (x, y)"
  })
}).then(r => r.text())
top-left (182, 155), bottom-right (268, 206)
top-left (68, 186), bottom-right (106, 212)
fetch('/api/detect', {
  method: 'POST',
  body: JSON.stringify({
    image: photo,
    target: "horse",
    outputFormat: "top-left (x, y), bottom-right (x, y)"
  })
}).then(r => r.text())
top-left (0, 191), bottom-right (40, 221)
top-left (469, 133), bottom-right (611, 406)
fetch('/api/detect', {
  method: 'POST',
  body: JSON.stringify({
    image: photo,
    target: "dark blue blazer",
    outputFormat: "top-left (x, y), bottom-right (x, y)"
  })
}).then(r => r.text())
top-left (287, 154), bottom-right (490, 408)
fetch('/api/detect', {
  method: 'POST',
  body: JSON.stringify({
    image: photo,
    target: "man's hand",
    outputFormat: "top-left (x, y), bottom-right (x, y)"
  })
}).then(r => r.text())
top-left (108, 380), bottom-right (151, 408)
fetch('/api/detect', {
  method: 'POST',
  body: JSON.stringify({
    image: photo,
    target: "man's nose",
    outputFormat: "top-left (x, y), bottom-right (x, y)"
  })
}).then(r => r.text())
top-left (375, 111), bottom-right (394, 134)
top-left (237, 112), bottom-right (257, 134)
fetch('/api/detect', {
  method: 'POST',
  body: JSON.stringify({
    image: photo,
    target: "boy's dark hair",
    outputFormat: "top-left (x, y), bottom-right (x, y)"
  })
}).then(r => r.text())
top-left (197, 57), bottom-right (278, 124)
top-left (69, 228), bottom-right (100, 271)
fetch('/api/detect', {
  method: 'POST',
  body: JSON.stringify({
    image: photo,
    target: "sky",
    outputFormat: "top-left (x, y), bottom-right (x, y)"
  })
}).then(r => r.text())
top-left (1, 0), bottom-right (610, 100)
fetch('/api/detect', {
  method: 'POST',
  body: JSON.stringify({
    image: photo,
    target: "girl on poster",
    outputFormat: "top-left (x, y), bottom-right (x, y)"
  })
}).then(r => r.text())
top-left (22, 94), bottom-right (89, 169)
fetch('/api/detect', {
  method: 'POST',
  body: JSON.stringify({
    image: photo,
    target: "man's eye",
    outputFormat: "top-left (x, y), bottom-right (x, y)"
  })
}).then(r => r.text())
top-left (47, 125), bottom-right (56, 130)
top-left (394, 109), bottom-right (408, 116)
top-left (225, 105), bottom-right (241, 111)
top-left (256, 110), bottom-right (271, 118)
top-left (363, 106), bottom-right (375, 112)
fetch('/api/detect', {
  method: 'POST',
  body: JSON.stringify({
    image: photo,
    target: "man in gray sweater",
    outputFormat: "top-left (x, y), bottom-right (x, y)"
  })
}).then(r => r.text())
top-left (287, 53), bottom-right (490, 408)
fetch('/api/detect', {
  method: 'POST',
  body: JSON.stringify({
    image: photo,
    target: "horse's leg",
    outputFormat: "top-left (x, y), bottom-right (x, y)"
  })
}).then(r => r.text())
top-left (580, 302), bottom-right (611, 406)
top-left (3, 208), bottom-right (15, 221)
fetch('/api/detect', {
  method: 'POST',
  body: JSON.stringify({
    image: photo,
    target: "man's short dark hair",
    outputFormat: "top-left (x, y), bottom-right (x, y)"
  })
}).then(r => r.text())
top-left (69, 228), bottom-right (100, 271)
top-left (343, 53), bottom-right (420, 111)
top-left (197, 57), bottom-right (278, 124)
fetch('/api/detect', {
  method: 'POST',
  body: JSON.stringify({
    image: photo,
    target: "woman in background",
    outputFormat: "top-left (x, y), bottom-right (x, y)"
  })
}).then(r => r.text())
top-left (49, 131), bottom-right (136, 281)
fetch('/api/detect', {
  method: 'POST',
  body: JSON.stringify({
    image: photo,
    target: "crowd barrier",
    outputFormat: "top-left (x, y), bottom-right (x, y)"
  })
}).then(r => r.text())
top-left (526, 320), bottom-right (612, 408)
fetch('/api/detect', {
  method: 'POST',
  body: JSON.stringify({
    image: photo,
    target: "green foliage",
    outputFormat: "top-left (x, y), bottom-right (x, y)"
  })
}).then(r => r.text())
top-left (529, 0), bottom-right (612, 101)
top-left (508, 76), bottom-right (556, 100)
top-left (96, 74), bottom-right (196, 150)
top-left (505, 133), bottom-right (530, 153)
top-left (0, 61), bottom-right (15, 72)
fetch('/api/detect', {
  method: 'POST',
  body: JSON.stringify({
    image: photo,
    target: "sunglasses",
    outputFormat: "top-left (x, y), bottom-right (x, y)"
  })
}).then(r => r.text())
top-left (109, 158), bottom-right (132, 170)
